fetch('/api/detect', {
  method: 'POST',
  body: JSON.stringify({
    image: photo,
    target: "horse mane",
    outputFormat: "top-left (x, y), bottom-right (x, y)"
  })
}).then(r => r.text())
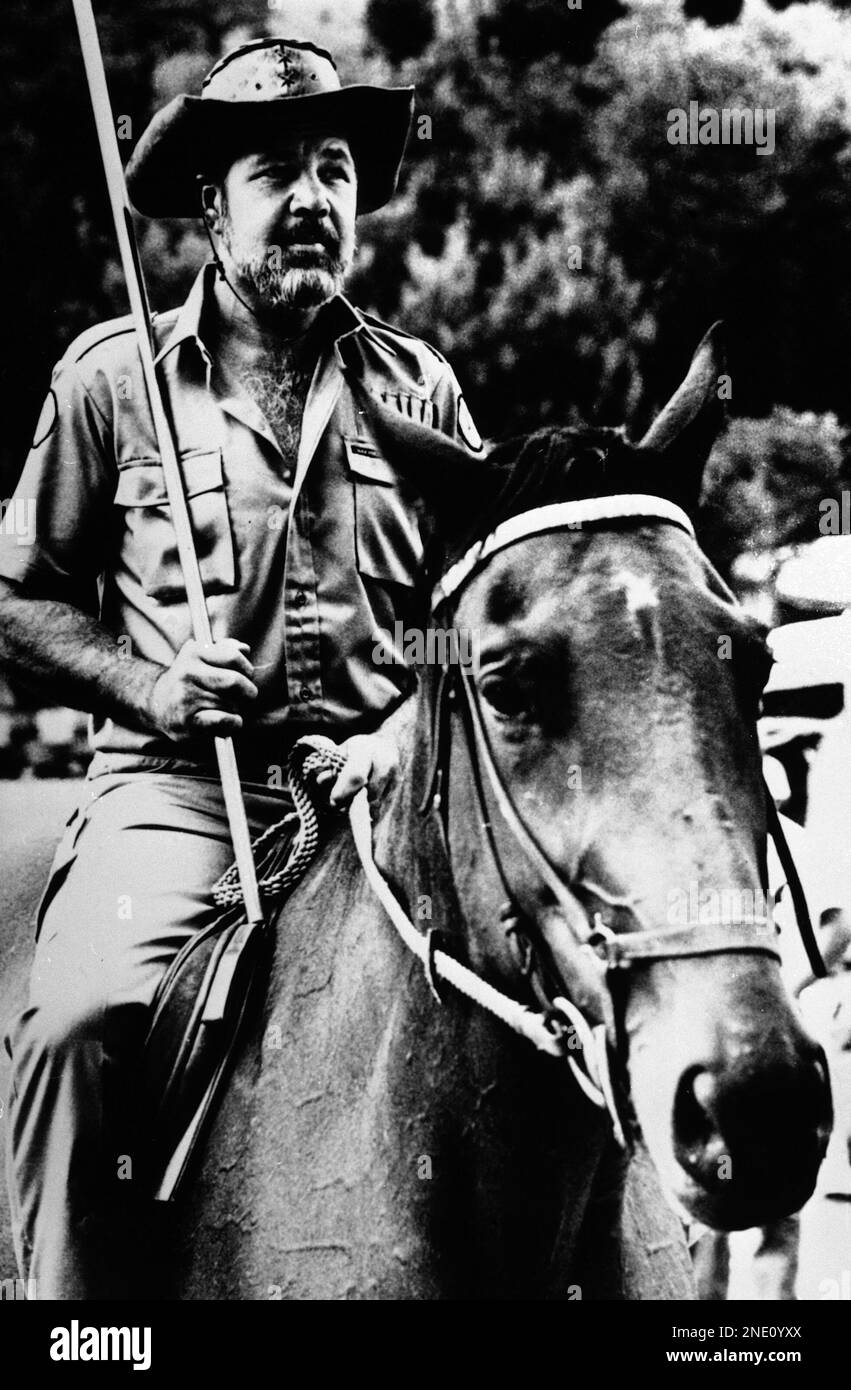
top-left (443, 424), bottom-right (675, 570)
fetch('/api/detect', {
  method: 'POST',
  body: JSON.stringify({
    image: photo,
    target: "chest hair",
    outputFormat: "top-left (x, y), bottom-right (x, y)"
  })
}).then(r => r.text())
top-left (239, 346), bottom-right (316, 468)
top-left (214, 334), bottom-right (318, 471)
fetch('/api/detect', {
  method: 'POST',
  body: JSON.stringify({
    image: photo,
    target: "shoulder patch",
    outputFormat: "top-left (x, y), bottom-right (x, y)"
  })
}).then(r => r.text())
top-left (32, 389), bottom-right (58, 448)
top-left (457, 396), bottom-right (484, 453)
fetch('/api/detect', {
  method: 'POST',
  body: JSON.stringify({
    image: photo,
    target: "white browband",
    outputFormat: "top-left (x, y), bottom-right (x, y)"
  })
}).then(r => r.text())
top-left (432, 495), bottom-right (696, 609)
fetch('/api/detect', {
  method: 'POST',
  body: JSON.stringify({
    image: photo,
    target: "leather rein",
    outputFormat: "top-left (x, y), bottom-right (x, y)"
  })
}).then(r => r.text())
top-left (409, 494), bottom-right (826, 1146)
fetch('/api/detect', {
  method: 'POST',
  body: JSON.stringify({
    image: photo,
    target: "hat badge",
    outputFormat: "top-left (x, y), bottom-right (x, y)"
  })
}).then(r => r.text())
top-left (272, 45), bottom-right (300, 93)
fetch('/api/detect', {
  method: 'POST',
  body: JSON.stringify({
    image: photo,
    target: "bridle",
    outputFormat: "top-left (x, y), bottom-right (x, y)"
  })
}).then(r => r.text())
top-left (413, 493), bottom-right (826, 1145)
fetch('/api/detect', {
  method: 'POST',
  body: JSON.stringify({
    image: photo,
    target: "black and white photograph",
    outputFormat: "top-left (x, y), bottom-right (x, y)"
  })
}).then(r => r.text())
top-left (0, 0), bottom-right (850, 1354)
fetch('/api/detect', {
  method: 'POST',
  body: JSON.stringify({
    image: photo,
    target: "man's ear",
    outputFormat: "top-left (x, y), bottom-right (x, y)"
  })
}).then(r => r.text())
top-left (198, 180), bottom-right (223, 231)
top-left (357, 389), bottom-right (497, 546)
top-left (637, 322), bottom-right (727, 510)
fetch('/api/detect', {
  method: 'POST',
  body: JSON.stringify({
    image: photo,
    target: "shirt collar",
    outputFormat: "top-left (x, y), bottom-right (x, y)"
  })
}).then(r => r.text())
top-left (153, 263), bottom-right (393, 370)
top-left (153, 263), bottom-right (214, 370)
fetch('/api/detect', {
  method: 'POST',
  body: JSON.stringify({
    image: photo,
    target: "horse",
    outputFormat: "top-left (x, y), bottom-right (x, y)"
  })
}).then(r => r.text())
top-left (0, 327), bottom-right (833, 1299)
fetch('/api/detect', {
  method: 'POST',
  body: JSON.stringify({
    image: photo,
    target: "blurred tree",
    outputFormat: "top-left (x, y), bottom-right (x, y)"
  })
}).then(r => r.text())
top-left (1, 0), bottom-right (106, 492)
top-left (366, 0), bottom-right (435, 63)
top-left (684, 0), bottom-right (744, 23)
top-left (477, 0), bottom-right (627, 65)
top-left (349, 3), bottom-right (638, 436)
top-left (687, 0), bottom-right (851, 17)
top-left (767, 0), bottom-right (851, 9)
top-left (586, 0), bottom-right (851, 431)
top-left (0, 0), bottom-right (268, 494)
top-left (350, 0), bottom-right (851, 444)
top-left (699, 409), bottom-right (851, 577)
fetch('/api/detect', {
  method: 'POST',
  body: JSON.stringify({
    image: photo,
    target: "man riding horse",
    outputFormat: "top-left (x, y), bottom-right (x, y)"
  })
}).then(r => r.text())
top-left (0, 38), bottom-right (483, 1299)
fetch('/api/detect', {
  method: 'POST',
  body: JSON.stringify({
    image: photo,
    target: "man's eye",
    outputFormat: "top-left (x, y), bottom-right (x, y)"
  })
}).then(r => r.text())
top-left (254, 167), bottom-right (293, 184)
top-left (321, 163), bottom-right (351, 181)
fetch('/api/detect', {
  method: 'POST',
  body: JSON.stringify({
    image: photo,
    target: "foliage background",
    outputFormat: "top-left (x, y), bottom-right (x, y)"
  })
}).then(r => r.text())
top-left (1, 0), bottom-right (850, 770)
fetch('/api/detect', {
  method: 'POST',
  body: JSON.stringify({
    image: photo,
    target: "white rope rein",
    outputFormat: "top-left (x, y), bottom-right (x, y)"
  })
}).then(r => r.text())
top-left (211, 736), bottom-right (583, 1063)
top-left (346, 789), bottom-right (566, 1057)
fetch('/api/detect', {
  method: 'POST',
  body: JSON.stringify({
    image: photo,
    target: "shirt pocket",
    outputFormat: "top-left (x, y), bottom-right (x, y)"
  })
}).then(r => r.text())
top-left (113, 449), bottom-right (237, 602)
top-left (345, 441), bottom-right (423, 589)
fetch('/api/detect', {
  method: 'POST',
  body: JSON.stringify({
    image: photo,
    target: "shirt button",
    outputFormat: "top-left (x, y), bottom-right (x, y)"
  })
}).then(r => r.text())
top-left (299, 685), bottom-right (312, 703)
top-left (294, 589), bottom-right (307, 608)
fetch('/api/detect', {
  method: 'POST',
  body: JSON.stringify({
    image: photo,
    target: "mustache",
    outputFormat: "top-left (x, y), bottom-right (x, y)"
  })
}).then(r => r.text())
top-left (275, 224), bottom-right (340, 252)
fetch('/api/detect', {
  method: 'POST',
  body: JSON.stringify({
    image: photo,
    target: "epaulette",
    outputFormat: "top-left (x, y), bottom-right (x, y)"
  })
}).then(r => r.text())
top-left (66, 306), bottom-right (180, 366)
top-left (66, 313), bottom-right (136, 365)
top-left (357, 309), bottom-right (451, 367)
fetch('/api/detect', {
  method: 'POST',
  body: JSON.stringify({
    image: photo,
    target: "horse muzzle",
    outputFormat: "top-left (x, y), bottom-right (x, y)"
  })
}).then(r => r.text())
top-left (627, 955), bottom-right (834, 1232)
top-left (667, 1037), bottom-right (833, 1230)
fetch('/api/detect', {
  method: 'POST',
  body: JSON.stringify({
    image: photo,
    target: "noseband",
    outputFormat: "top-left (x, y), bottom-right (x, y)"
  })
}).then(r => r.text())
top-left (415, 494), bottom-right (825, 1143)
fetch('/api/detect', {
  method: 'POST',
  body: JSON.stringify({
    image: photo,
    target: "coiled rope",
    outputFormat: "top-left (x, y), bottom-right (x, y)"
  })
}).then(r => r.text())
top-left (212, 735), bottom-right (346, 909)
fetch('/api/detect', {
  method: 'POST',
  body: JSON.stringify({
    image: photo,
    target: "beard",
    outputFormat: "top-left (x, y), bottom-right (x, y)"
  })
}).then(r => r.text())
top-left (220, 215), bottom-right (353, 315)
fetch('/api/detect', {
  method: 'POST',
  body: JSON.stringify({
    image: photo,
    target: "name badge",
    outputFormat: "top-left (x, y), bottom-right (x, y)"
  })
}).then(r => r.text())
top-left (343, 437), bottom-right (395, 484)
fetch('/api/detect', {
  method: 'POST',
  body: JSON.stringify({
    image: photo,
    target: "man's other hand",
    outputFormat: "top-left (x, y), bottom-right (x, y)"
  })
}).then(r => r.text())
top-left (149, 637), bottom-right (258, 739)
top-left (314, 732), bottom-right (399, 809)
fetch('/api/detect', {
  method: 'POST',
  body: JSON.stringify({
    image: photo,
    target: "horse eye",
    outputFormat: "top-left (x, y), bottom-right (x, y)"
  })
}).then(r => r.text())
top-left (480, 676), bottom-right (536, 721)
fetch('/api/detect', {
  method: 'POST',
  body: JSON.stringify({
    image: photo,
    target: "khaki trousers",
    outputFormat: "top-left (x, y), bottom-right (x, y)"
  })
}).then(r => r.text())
top-left (4, 753), bottom-right (291, 1300)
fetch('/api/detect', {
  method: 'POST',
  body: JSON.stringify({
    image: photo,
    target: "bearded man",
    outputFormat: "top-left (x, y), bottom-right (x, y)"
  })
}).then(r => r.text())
top-left (0, 37), bottom-right (483, 1299)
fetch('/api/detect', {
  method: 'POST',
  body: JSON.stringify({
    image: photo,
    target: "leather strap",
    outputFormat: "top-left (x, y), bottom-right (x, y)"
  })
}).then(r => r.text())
top-left (765, 789), bottom-right (827, 978)
top-left (596, 922), bottom-right (780, 966)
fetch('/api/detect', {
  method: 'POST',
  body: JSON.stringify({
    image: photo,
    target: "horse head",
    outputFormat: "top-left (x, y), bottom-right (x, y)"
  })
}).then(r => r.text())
top-left (364, 325), bottom-right (832, 1234)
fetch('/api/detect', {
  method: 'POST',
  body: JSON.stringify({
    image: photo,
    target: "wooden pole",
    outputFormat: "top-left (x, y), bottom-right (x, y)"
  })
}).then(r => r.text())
top-left (71, 0), bottom-right (264, 926)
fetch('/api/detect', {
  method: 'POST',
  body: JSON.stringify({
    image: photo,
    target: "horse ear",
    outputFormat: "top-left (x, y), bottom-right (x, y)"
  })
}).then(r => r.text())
top-left (637, 322), bottom-right (726, 506)
top-left (356, 388), bottom-right (496, 541)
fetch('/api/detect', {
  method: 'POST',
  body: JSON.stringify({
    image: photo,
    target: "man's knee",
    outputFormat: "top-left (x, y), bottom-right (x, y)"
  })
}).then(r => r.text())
top-left (8, 994), bottom-right (105, 1071)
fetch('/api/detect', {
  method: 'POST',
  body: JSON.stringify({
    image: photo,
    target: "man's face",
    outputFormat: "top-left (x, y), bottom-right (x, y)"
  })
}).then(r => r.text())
top-left (210, 133), bottom-right (358, 316)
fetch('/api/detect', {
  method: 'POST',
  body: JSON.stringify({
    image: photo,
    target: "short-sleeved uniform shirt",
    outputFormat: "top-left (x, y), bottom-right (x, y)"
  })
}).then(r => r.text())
top-left (0, 264), bottom-right (483, 761)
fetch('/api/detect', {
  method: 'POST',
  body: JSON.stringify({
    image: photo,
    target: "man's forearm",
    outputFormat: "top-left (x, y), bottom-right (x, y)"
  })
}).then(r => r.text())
top-left (0, 583), bottom-right (164, 733)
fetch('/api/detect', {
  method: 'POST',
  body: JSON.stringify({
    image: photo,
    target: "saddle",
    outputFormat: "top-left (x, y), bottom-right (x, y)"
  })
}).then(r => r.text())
top-left (141, 814), bottom-right (298, 1202)
top-left (141, 738), bottom-right (345, 1202)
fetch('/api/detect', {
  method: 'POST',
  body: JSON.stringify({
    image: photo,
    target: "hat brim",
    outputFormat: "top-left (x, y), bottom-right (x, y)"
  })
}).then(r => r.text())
top-left (126, 86), bottom-right (415, 218)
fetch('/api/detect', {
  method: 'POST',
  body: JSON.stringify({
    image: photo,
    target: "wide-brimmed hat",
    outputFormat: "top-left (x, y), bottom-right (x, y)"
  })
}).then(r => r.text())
top-left (126, 38), bottom-right (414, 218)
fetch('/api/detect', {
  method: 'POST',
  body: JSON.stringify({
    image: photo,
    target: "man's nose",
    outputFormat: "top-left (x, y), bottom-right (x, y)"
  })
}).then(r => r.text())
top-left (289, 169), bottom-right (330, 218)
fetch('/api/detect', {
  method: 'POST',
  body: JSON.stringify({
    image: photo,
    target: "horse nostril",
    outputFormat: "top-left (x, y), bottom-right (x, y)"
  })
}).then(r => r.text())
top-left (674, 1066), bottom-right (720, 1163)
